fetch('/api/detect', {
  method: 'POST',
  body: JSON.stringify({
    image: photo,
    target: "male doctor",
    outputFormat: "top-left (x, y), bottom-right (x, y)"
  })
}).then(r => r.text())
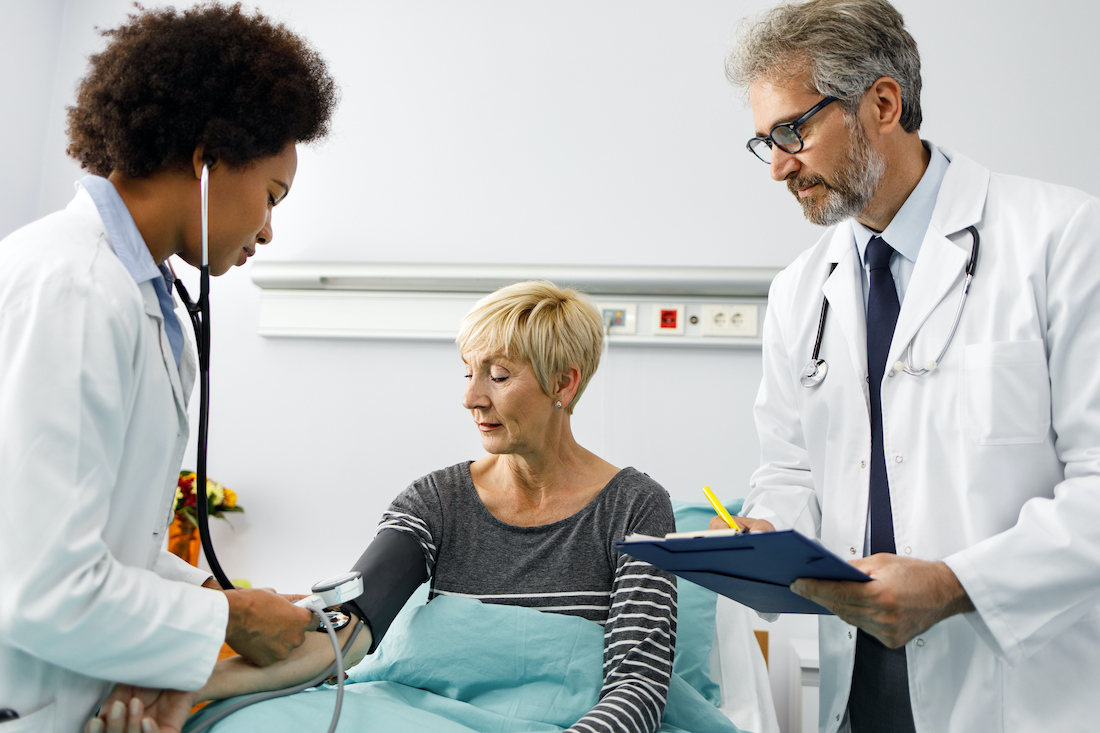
top-left (713, 1), bottom-right (1100, 731)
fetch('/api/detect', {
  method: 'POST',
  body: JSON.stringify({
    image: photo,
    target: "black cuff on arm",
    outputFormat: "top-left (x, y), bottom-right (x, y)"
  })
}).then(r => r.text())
top-left (340, 528), bottom-right (428, 653)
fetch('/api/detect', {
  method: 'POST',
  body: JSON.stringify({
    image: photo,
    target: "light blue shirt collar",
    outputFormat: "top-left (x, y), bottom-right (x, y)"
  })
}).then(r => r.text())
top-left (77, 175), bottom-right (171, 286)
top-left (854, 140), bottom-right (950, 267)
top-left (77, 175), bottom-right (184, 367)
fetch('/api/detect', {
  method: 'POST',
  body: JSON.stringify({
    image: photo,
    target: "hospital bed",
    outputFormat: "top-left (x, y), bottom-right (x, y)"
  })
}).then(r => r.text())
top-left (185, 501), bottom-right (779, 733)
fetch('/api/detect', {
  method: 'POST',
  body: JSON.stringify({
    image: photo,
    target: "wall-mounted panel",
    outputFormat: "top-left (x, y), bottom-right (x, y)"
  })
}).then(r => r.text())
top-left (252, 262), bottom-right (779, 348)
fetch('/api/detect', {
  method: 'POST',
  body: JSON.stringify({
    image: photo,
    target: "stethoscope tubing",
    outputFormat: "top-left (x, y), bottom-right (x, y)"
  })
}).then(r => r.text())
top-left (176, 166), bottom-right (356, 733)
top-left (811, 262), bottom-right (838, 364)
top-left (801, 225), bottom-right (979, 387)
top-left (174, 163), bottom-right (234, 590)
top-left (799, 262), bottom-right (838, 387)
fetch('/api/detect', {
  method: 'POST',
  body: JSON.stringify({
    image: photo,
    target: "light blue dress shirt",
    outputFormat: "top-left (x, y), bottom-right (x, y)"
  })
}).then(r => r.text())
top-left (851, 141), bottom-right (949, 554)
top-left (78, 175), bottom-right (184, 368)
top-left (852, 141), bottom-right (950, 310)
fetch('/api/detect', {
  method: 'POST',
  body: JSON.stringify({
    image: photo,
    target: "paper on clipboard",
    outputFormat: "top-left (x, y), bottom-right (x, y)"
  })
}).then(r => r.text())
top-left (615, 529), bottom-right (870, 615)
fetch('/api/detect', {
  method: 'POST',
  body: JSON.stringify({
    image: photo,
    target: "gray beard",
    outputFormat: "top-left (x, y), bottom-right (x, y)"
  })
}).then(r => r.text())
top-left (789, 117), bottom-right (886, 226)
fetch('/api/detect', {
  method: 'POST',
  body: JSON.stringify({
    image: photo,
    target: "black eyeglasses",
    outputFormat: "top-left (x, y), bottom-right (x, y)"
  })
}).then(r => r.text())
top-left (746, 96), bottom-right (838, 164)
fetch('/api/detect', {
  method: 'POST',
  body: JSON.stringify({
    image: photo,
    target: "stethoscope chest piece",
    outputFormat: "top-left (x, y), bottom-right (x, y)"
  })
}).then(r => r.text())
top-left (800, 358), bottom-right (828, 387)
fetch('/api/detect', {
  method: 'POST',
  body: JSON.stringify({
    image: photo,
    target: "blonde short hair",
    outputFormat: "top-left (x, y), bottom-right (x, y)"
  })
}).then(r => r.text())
top-left (457, 281), bottom-right (604, 414)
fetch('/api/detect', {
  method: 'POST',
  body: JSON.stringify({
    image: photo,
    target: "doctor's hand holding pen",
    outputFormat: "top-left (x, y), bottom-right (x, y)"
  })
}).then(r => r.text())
top-left (704, 485), bottom-right (777, 533)
top-left (707, 515), bottom-right (775, 533)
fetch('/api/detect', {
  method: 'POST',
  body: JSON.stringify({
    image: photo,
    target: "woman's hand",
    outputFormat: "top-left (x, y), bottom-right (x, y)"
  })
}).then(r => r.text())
top-left (84, 686), bottom-right (192, 733)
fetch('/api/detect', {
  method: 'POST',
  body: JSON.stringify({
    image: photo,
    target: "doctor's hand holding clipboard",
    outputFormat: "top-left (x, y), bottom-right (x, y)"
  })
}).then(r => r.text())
top-left (787, 553), bottom-right (973, 650)
top-left (709, 507), bottom-right (969, 650)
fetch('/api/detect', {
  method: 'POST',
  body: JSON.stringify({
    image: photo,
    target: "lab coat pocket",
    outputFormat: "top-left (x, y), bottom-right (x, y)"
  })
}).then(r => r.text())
top-left (962, 340), bottom-right (1051, 445)
top-left (0, 701), bottom-right (55, 732)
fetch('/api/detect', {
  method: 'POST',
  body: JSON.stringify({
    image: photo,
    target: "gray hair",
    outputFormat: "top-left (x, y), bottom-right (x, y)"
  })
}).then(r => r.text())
top-left (727, 0), bottom-right (922, 132)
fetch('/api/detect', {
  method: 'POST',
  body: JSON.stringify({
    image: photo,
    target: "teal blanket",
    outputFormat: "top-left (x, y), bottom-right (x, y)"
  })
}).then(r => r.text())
top-left (187, 595), bottom-right (744, 733)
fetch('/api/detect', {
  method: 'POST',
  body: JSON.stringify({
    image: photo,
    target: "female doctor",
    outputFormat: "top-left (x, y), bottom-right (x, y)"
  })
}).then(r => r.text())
top-left (0, 5), bottom-right (338, 732)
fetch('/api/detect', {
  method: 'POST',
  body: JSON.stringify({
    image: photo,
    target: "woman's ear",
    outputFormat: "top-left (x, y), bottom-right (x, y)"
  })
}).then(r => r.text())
top-left (554, 364), bottom-right (582, 407)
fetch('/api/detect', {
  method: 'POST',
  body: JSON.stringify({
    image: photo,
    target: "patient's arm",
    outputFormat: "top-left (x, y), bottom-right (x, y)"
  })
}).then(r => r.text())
top-left (194, 615), bottom-right (373, 703)
top-left (195, 525), bottom-right (427, 703)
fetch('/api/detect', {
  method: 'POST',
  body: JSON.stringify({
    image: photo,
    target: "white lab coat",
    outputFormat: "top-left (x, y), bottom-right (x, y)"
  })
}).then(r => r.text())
top-left (744, 147), bottom-right (1100, 733)
top-left (0, 189), bottom-right (228, 733)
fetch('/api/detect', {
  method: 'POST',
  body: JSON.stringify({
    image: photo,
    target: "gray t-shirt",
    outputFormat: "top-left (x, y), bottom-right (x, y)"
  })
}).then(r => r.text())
top-left (379, 462), bottom-right (677, 733)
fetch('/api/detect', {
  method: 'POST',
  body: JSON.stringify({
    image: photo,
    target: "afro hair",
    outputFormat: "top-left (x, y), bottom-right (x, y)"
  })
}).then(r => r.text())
top-left (66, 2), bottom-right (338, 177)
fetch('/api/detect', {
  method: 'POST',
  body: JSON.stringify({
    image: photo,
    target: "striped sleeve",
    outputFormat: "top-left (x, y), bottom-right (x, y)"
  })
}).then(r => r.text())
top-left (377, 509), bottom-right (436, 578)
top-left (378, 479), bottom-right (444, 579)
top-left (567, 555), bottom-right (677, 733)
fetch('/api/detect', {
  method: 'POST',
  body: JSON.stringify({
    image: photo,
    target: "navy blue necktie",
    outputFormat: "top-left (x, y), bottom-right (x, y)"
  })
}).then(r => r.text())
top-left (866, 236), bottom-right (899, 555)
top-left (848, 236), bottom-right (916, 733)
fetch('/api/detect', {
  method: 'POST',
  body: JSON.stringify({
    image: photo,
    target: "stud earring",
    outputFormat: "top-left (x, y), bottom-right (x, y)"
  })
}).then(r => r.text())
top-left (556, 400), bottom-right (562, 408)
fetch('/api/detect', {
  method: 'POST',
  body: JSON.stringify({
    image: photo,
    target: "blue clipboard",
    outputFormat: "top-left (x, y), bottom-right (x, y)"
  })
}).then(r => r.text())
top-left (615, 530), bottom-right (870, 614)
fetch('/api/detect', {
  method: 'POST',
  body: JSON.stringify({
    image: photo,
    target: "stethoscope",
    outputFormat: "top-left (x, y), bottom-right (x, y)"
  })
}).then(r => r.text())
top-left (168, 163), bottom-right (360, 733)
top-left (799, 225), bottom-right (980, 387)
top-left (171, 160), bottom-right (234, 590)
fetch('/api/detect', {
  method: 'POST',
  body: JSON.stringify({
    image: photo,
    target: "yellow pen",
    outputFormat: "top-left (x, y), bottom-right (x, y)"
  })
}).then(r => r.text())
top-left (703, 486), bottom-right (741, 531)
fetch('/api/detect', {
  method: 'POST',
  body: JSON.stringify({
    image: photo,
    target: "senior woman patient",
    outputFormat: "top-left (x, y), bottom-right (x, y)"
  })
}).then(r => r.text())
top-left (175, 280), bottom-right (678, 733)
top-left (380, 280), bottom-right (678, 733)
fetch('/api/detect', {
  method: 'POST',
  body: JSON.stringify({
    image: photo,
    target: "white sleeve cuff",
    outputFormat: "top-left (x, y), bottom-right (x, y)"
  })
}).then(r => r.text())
top-left (154, 550), bottom-right (215, 586)
top-left (943, 553), bottom-right (1016, 661)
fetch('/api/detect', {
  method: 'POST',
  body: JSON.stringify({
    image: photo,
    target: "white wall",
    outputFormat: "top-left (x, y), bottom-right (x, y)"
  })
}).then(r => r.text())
top-left (4, 2), bottom-right (1098, 731)
top-left (0, 0), bottom-right (66, 238)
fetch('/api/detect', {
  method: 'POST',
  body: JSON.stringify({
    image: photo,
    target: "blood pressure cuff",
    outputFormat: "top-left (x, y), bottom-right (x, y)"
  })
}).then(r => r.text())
top-left (340, 528), bottom-right (428, 653)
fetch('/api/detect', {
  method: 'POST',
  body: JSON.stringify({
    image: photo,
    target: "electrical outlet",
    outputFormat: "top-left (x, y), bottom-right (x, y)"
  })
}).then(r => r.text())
top-left (594, 302), bottom-right (637, 335)
top-left (700, 304), bottom-right (759, 337)
top-left (653, 303), bottom-right (685, 335)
